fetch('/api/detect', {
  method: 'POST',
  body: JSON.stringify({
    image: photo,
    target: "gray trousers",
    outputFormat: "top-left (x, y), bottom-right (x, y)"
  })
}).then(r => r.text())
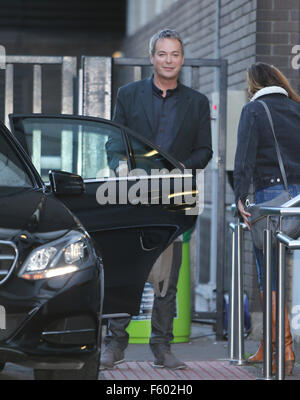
top-left (104, 242), bottom-right (182, 355)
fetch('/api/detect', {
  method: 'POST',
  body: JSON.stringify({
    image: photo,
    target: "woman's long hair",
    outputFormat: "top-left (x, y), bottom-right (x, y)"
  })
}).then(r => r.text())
top-left (247, 62), bottom-right (300, 103)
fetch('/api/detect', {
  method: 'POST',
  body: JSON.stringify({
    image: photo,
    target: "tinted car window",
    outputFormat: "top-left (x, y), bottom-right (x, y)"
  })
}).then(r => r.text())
top-left (127, 135), bottom-right (175, 175)
top-left (15, 118), bottom-right (128, 181)
top-left (0, 130), bottom-right (33, 189)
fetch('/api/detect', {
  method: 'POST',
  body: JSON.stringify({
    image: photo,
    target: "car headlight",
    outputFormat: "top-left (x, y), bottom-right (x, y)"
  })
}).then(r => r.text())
top-left (19, 230), bottom-right (93, 280)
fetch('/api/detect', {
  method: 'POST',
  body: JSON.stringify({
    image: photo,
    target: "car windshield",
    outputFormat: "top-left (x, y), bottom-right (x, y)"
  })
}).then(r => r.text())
top-left (0, 129), bottom-right (34, 194)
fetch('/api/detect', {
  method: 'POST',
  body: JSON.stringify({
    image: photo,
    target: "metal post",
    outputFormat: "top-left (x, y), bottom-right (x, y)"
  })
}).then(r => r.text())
top-left (4, 63), bottom-right (13, 128)
top-left (3, 55), bottom-right (76, 125)
top-left (81, 56), bottom-right (112, 119)
top-left (133, 66), bottom-right (141, 82)
top-left (32, 64), bottom-right (42, 174)
top-left (33, 65), bottom-right (42, 113)
top-left (262, 224), bottom-right (273, 380)
top-left (228, 222), bottom-right (237, 361)
top-left (215, 59), bottom-right (228, 340)
top-left (258, 204), bottom-right (300, 380)
top-left (228, 217), bottom-right (247, 364)
top-left (276, 234), bottom-right (286, 380)
top-left (62, 56), bottom-right (77, 115)
top-left (236, 220), bottom-right (245, 365)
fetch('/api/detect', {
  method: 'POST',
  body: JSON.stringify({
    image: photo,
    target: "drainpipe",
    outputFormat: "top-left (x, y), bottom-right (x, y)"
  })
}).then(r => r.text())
top-left (209, 0), bottom-right (221, 316)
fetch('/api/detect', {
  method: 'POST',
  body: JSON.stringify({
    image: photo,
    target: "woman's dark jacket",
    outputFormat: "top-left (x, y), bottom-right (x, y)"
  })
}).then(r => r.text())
top-left (234, 92), bottom-right (300, 205)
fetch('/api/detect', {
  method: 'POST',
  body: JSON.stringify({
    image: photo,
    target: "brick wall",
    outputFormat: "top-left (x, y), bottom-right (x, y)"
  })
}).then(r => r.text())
top-left (256, 0), bottom-right (300, 91)
top-left (122, 0), bottom-right (257, 88)
top-left (220, 0), bottom-right (257, 89)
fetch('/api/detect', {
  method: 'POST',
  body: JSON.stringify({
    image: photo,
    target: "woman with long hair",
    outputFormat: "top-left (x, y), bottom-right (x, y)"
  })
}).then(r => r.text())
top-left (234, 62), bottom-right (300, 375)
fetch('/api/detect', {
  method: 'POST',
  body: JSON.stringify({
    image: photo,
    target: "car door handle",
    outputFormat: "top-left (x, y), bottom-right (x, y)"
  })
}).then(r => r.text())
top-left (139, 235), bottom-right (158, 252)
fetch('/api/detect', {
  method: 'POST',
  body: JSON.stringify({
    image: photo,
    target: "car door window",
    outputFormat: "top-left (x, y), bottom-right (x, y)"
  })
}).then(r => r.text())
top-left (0, 128), bottom-right (33, 189)
top-left (126, 134), bottom-right (176, 175)
top-left (12, 117), bottom-right (128, 182)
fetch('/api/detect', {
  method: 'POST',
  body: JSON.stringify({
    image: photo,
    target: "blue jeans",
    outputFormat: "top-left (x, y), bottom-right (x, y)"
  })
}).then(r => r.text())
top-left (253, 184), bottom-right (300, 291)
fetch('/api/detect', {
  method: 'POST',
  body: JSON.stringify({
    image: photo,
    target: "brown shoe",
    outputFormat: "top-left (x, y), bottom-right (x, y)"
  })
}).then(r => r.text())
top-left (272, 301), bottom-right (295, 376)
top-left (248, 340), bottom-right (263, 363)
top-left (249, 291), bottom-right (295, 375)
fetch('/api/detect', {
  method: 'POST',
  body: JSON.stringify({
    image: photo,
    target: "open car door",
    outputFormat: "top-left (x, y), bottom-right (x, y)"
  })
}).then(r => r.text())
top-left (9, 114), bottom-right (198, 316)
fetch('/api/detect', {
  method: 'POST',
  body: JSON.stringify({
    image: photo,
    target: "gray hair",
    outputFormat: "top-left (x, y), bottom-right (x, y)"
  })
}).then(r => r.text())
top-left (149, 29), bottom-right (184, 56)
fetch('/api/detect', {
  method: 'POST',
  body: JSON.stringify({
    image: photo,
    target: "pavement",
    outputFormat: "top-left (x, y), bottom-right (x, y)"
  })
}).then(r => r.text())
top-left (99, 323), bottom-right (300, 381)
top-left (2, 323), bottom-right (300, 381)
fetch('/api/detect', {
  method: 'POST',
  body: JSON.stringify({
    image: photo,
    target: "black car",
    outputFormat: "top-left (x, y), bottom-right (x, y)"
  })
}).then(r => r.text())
top-left (0, 114), bottom-right (197, 380)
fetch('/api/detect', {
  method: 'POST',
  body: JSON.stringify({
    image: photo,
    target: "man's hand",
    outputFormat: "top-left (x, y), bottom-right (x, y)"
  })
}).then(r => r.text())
top-left (237, 199), bottom-right (251, 230)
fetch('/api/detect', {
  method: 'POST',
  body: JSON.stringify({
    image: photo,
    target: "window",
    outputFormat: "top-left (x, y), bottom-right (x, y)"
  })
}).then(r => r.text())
top-left (127, 134), bottom-right (176, 175)
top-left (0, 129), bottom-right (33, 189)
top-left (16, 117), bottom-right (128, 181)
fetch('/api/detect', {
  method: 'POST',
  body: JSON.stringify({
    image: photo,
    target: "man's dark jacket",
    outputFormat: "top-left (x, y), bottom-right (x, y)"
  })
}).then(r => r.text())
top-left (112, 77), bottom-right (212, 170)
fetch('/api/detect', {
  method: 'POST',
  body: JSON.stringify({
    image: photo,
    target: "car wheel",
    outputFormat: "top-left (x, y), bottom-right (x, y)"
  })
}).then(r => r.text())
top-left (34, 351), bottom-right (100, 380)
top-left (0, 362), bottom-right (5, 372)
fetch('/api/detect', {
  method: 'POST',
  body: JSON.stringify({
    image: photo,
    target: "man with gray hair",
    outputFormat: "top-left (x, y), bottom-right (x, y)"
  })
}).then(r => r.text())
top-left (101, 28), bottom-right (212, 370)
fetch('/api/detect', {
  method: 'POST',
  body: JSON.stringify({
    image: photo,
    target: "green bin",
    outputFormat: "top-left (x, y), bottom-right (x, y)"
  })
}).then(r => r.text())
top-left (127, 230), bottom-right (191, 343)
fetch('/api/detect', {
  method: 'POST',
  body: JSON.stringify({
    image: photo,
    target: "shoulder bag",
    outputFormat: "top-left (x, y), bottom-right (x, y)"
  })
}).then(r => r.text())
top-left (245, 100), bottom-right (300, 250)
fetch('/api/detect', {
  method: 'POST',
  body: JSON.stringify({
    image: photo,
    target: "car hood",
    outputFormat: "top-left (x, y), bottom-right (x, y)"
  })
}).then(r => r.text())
top-left (0, 189), bottom-right (78, 242)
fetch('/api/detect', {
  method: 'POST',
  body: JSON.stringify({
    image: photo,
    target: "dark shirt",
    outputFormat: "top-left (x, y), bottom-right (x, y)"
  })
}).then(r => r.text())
top-left (151, 78), bottom-right (179, 153)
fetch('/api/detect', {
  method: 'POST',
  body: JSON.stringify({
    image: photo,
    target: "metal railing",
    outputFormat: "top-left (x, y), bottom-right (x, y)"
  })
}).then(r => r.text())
top-left (228, 206), bottom-right (247, 365)
top-left (229, 194), bottom-right (300, 380)
top-left (4, 55), bottom-right (77, 127)
top-left (259, 193), bottom-right (300, 380)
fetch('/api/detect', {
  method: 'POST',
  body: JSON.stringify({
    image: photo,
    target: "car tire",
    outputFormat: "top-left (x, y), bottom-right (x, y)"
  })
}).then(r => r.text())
top-left (34, 351), bottom-right (100, 380)
top-left (0, 362), bottom-right (5, 372)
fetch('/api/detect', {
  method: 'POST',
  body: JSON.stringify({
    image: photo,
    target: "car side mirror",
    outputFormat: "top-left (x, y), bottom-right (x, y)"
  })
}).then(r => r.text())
top-left (49, 170), bottom-right (85, 195)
